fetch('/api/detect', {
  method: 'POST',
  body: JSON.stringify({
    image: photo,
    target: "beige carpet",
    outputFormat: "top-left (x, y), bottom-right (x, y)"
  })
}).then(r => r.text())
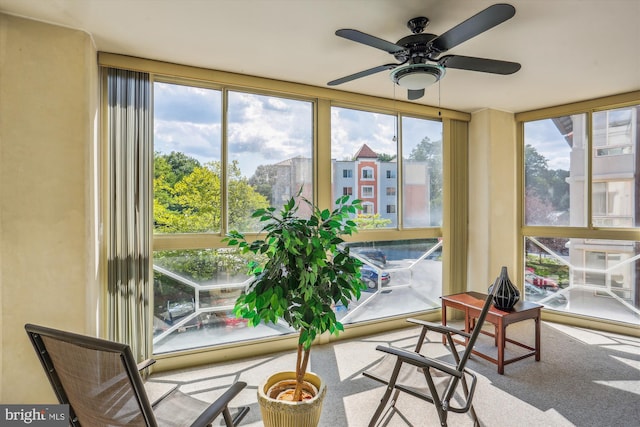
top-left (148, 321), bottom-right (640, 426)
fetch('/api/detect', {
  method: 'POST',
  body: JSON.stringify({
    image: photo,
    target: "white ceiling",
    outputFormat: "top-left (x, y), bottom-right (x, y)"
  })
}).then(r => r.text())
top-left (1, 0), bottom-right (639, 113)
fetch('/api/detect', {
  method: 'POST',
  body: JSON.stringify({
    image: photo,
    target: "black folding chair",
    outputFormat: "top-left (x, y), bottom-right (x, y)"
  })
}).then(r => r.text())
top-left (25, 323), bottom-right (249, 427)
top-left (364, 288), bottom-right (496, 427)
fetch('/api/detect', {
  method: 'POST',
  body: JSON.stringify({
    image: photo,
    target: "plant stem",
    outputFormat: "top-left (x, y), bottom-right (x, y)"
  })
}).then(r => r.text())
top-left (293, 343), bottom-right (310, 401)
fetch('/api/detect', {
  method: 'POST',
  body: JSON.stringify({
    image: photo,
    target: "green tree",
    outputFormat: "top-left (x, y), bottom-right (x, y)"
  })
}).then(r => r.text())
top-left (408, 136), bottom-right (443, 214)
top-left (525, 188), bottom-right (554, 224)
top-left (153, 153), bottom-right (269, 233)
top-left (248, 164), bottom-right (278, 204)
top-left (524, 144), bottom-right (570, 220)
top-left (228, 161), bottom-right (271, 231)
top-left (155, 151), bottom-right (201, 184)
top-left (354, 213), bottom-right (392, 229)
top-left (524, 144), bottom-right (550, 198)
top-left (377, 153), bottom-right (396, 162)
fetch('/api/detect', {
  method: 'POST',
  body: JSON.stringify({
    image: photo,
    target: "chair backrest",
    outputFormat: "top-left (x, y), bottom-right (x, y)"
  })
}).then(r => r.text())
top-left (456, 287), bottom-right (497, 371)
top-left (25, 324), bottom-right (156, 427)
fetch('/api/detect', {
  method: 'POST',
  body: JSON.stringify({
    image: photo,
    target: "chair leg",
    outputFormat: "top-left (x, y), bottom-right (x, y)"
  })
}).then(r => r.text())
top-left (222, 407), bottom-right (234, 427)
top-left (423, 370), bottom-right (448, 427)
top-left (232, 406), bottom-right (250, 426)
top-left (368, 386), bottom-right (394, 427)
top-left (221, 405), bottom-right (250, 427)
top-left (469, 404), bottom-right (479, 426)
top-left (368, 360), bottom-right (403, 427)
top-left (461, 377), bottom-right (479, 426)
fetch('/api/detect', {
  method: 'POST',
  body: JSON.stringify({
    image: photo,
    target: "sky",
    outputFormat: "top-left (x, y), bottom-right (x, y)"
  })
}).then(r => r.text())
top-left (524, 119), bottom-right (572, 171)
top-left (153, 81), bottom-right (443, 180)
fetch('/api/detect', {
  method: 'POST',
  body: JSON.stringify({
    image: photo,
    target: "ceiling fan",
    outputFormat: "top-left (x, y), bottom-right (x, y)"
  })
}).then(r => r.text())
top-left (327, 3), bottom-right (521, 101)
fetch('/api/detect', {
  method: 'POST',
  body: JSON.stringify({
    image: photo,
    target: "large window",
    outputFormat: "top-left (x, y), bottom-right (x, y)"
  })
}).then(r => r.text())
top-left (402, 116), bottom-right (443, 228)
top-left (226, 91), bottom-right (313, 230)
top-left (153, 82), bottom-right (314, 352)
top-left (329, 106), bottom-right (444, 322)
top-left (330, 106), bottom-right (443, 230)
top-left (331, 107), bottom-right (397, 227)
top-left (150, 83), bottom-right (451, 354)
top-left (154, 82), bottom-right (223, 233)
top-left (524, 114), bottom-right (586, 227)
top-left (522, 104), bottom-right (640, 326)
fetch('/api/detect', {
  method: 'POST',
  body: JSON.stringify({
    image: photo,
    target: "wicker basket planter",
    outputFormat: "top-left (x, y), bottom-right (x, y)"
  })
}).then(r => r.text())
top-left (258, 371), bottom-right (326, 427)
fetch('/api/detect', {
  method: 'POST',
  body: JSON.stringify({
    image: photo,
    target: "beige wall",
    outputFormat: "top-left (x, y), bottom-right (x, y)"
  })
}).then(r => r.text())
top-left (0, 14), bottom-right (98, 403)
top-left (467, 109), bottom-right (519, 290)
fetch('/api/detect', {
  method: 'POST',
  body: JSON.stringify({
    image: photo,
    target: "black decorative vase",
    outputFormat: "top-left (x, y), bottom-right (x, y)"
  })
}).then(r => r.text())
top-left (489, 266), bottom-right (520, 311)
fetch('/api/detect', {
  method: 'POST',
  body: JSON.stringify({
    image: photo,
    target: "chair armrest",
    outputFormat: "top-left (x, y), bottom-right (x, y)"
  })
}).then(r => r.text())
top-left (407, 318), bottom-right (471, 339)
top-left (190, 381), bottom-right (248, 427)
top-left (375, 345), bottom-right (463, 378)
top-left (137, 358), bottom-right (156, 371)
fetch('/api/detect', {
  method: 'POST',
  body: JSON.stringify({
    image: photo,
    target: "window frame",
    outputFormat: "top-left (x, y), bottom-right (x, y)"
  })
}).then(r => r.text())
top-left (361, 185), bottom-right (374, 198)
top-left (518, 98), bottom-right (640, 236)
top-left (99, 52), bottom-right (472, 364)
top-left (517, 95), bottom-right (640, 328)
top-left (361, 167), bottom-right (374, 180)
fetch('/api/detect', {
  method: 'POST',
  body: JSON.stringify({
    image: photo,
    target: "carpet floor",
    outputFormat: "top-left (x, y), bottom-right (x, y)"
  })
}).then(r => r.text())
top-left (149, 320), bottom-right (640, 426)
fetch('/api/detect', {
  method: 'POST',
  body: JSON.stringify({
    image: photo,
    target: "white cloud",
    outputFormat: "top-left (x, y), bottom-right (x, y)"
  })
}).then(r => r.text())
top-left (525, 120), bottom-right (571, 171)
top-left (331, 107), bottom-right (396, 159)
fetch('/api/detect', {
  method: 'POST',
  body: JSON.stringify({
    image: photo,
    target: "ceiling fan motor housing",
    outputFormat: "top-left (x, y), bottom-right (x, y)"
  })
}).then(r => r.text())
top-left (390, 63), bottom-right (445, 90)
top-left (393, 33), bottom-right (439, 63)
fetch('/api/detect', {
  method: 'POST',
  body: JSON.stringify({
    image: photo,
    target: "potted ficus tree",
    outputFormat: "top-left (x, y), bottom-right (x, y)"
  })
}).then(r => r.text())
top-left (224, 190), bottom-right (365, 427)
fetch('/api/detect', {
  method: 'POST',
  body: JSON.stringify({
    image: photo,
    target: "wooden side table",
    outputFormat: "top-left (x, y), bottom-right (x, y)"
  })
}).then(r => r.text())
top-left (441, 291), bottom-right (542, 374)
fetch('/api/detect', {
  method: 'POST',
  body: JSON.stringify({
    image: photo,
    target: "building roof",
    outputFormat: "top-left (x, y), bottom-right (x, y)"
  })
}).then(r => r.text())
top-left (354, 144), bottom-right (378, 159)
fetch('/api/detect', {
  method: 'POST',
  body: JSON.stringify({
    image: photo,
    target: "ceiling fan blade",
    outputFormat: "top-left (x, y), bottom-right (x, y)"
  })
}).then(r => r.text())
top-left (335, 29), bottom-right (405, 54)
top-left (407, 89), bottom-right (425, 100)
top-left (438, 55), bottom-right (521, 74)
top-left (327, 64), bottom-right (398, 86)
top-left (430, 4), bottom-right (516, 53)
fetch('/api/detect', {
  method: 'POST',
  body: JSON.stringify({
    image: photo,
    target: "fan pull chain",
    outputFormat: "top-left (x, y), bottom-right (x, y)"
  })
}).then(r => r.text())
top-left (438, 80), bottom-right (442, 117)
top-left (392, 84), bottom-right (397, 142)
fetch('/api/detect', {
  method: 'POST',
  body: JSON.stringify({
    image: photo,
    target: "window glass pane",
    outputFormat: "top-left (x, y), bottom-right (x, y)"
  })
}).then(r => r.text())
top-left (153, 82), bottom-right (222, 233)
top-left (591, 105), bottom-right (638, 228)
top-left (153, 249), bottom-right (292, 353)
top-left (593, 107), bottom-right (634, 154)
top-left (361, 186), bottom-right (373, 198)
top-left (524, 237), bottom-right (639, 326)
top-left (592, 182), bottom-right (606, 216)
top-left (342, 239), bottom-right (442, 322)
top-left (401, 116), bottom-right (443, 227)
top-left (331, 107), bottom-right (397, 228)
top-left (227, 91), bottom-right (313, 232)
top-left (592, 181), bottom-right (633, 227)
top-left (153, 239), bottom-right (444, 352)
top-left (524, 115), bottom-right (587, 226)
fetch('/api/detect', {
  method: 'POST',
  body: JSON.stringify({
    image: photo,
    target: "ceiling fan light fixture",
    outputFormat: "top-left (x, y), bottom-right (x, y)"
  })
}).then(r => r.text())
top-left (390, 63), bottom-right (445, 90)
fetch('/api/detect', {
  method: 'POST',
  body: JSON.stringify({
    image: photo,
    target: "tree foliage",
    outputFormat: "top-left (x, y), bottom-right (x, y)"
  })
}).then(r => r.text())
top-left (524, 144), bottom-right (570, 223)
top-left (248, 164), bottom-right (278, 204)
top-left (153, 152), bottom-right (269, 233)
top-left (354, 213), bottom-right (392, 229)
top-left (408, 136), bottom-right (443, 214)
top-left (377, 153), bottom-right (396, 162)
